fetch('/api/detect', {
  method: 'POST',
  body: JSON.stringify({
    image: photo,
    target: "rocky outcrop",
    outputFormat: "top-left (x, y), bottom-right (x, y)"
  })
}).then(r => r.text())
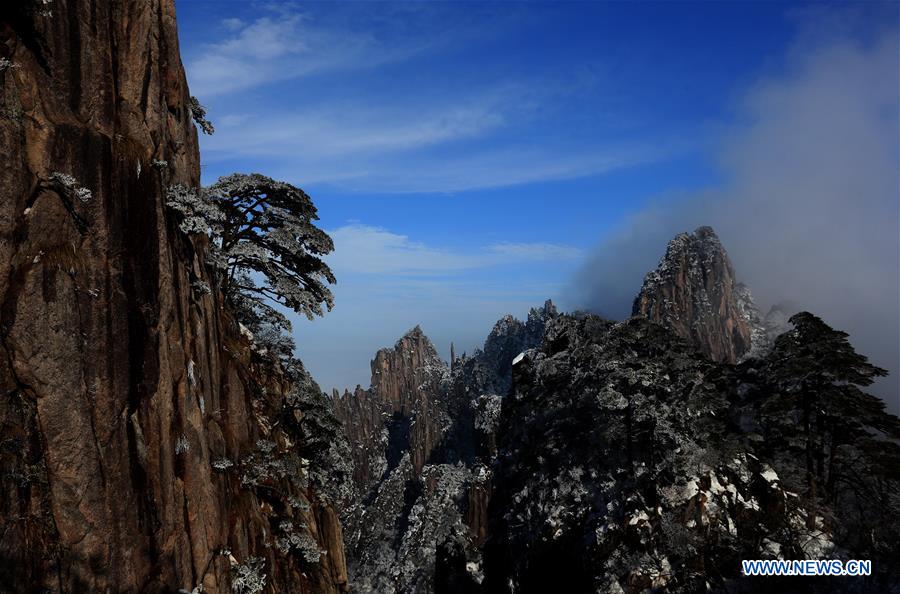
top-left (0, 3), bottom-right (347, 592)
top-left (481, 313), bottom-right (900, 593)
top-left (370, 326), bottom-right (450, 475)
top-left (479, 300), bottom-right (557, 395)
top-left (633, 226), bottom-right (757, 363)
top-left (332, 302), bottom-right (557, 593)
top-left (332, 327), bottom-right (451, 592)
top-left (331, 385), bottom-right (389, 490)
top-left (332, 326), bottom-right (450, 500)
top-left (734, 282), bottom-right (770, 359)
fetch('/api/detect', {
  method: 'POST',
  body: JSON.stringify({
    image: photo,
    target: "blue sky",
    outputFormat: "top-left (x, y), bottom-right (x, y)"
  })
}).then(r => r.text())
top-left (174, 1), bottom-right (899, 402)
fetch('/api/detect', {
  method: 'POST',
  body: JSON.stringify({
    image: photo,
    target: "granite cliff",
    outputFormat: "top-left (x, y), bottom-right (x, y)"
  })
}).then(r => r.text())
top-left (633, 226), bottom-right (795, 364)
top-left (331, 303), bottom-right (558, 593)
top-left (0, 2), bottom-right (347, 592)
top-left (633, 226), bottom-right (755, 362)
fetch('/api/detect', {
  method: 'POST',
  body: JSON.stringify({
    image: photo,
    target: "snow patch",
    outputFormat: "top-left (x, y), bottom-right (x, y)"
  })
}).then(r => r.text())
top-left (760, 466), bottom-right (779, 484)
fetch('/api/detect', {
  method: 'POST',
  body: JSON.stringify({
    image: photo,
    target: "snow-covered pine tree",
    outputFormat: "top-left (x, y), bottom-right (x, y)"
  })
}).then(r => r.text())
top-left (749, 311), bottom-right (900, 580)
top-left (166, 173), bottom-right (335, 338)
top-left (206, 173), bottom-right (335, 324)
top-left (759, 312), bottom-right (889, 511)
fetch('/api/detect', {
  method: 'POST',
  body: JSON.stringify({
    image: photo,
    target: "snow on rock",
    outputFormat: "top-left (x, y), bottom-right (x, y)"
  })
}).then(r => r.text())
top-left (483, 312), bottom-right (857, 593)
top-left (333, 302), bottom-right (559, 592)
top-left (633, 226), bottom-right (756, 363)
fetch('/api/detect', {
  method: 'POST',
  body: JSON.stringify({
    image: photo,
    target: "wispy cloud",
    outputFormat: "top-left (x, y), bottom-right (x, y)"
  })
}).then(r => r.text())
top-left (488, 242), bottom-right (584, 260)
top-left (338, 145), bottom-right (652, 193)
top-left (201, 87), bottom-right (661, 192)
top-left (220, 17), bottom-right (244, 32)
top-left (203, 99), bottom-right (508, 158)
top-left (187, 5), bottom-right (667, 193)
top-left (186, 11), bottom-right (428, 97)
top-left (326, 224), bottom-right (583, 275)
top-left (327, 225), bottom-right (475, 274)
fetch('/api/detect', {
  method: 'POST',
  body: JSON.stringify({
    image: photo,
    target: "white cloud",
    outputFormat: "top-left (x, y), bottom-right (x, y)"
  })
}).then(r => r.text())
top-left (187, 11), bottom-right (425, 97)
top-left (203, 121), bottom-right (656, 192)
top-left (344, 146), bottom-right (647, 193)
top-left (200, 83), bottom-right (662, 192)
top-left (190, 7), bottom-right (668, 193)
top-left (326, 225), bottom-right (474, 274)
top-left (221, 18), bottom-right (244, 32)
top-left (189, 7), bottom-right (664, 193)
top-left (325, 224), bottom-right (582, 276)
top-left (205, 101), bottom-right (507, 158)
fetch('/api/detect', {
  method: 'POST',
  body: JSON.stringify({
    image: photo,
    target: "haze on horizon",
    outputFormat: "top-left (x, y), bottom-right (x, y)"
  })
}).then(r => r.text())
top-left (175, 1), bottom-right (899, 411)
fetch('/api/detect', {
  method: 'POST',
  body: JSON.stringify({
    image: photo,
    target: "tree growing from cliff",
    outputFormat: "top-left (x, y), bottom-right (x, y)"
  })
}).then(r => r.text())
top-left (188, 96), bottom-right (215, 135)
top-left (207, 173), bottom-right (335, 325)
top-left (283, 375), bottom-right (353, 503)
top-left (166, 173), bottom-right (336, 336)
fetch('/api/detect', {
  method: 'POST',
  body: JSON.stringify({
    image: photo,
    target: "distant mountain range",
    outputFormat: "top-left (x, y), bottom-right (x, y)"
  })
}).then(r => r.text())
top-left (331, 226), bottom-right (900, 593)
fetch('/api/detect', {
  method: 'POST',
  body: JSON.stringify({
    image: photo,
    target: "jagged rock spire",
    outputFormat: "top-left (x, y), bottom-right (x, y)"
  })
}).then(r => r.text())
top-left (633, 226), bottom-right (756, 363)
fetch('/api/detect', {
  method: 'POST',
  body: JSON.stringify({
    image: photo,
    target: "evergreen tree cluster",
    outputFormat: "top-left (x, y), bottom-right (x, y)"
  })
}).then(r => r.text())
top-left (481, 311), bottom-right (900, 593)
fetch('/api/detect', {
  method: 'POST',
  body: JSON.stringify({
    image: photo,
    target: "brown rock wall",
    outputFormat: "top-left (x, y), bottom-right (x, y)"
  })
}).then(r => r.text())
top-left (633, 226), bottom-right (754, 363)
top-left (0, 3), bottom-right (347, 592)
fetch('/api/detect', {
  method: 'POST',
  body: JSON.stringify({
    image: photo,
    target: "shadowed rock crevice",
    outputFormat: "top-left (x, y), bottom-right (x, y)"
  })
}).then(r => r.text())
top-left (385, 412), bottom-right (412, 476)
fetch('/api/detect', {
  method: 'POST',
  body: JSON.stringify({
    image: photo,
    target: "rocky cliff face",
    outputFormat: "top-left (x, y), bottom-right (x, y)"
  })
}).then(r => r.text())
top-left (332, 303), bottom-right (557, 593)
top-left (331, 326), bottom-right (450, 500)
top-left (370, 326), bottom-right (451, 476)
top-left (331, 385), bottom-right (389, 491)
top-left (332, 326), bottom-right (453, 593)
top-left (633, 226), bottom-right (758, 363)
top-left (478, 301), bottom-right (557, 396)
top-left (0, 3), bottom-right (347, 592)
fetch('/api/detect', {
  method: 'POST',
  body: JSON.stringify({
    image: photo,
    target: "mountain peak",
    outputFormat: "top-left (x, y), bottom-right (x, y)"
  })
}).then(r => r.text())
top-left (693, 224), bottom-right (719, 239)
top-left (402, 324), bottom-right (427, 340)
top-left (633, 226), bottom-right (756, 362)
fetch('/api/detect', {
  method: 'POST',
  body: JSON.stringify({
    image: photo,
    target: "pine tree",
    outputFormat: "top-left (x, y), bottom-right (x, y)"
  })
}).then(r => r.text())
top-left (760, 311), bottom-right (892, 526)
top-left (166, 173), bottom-right (336, 334)
top-left (206, 173), bottom-right (335, 322)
